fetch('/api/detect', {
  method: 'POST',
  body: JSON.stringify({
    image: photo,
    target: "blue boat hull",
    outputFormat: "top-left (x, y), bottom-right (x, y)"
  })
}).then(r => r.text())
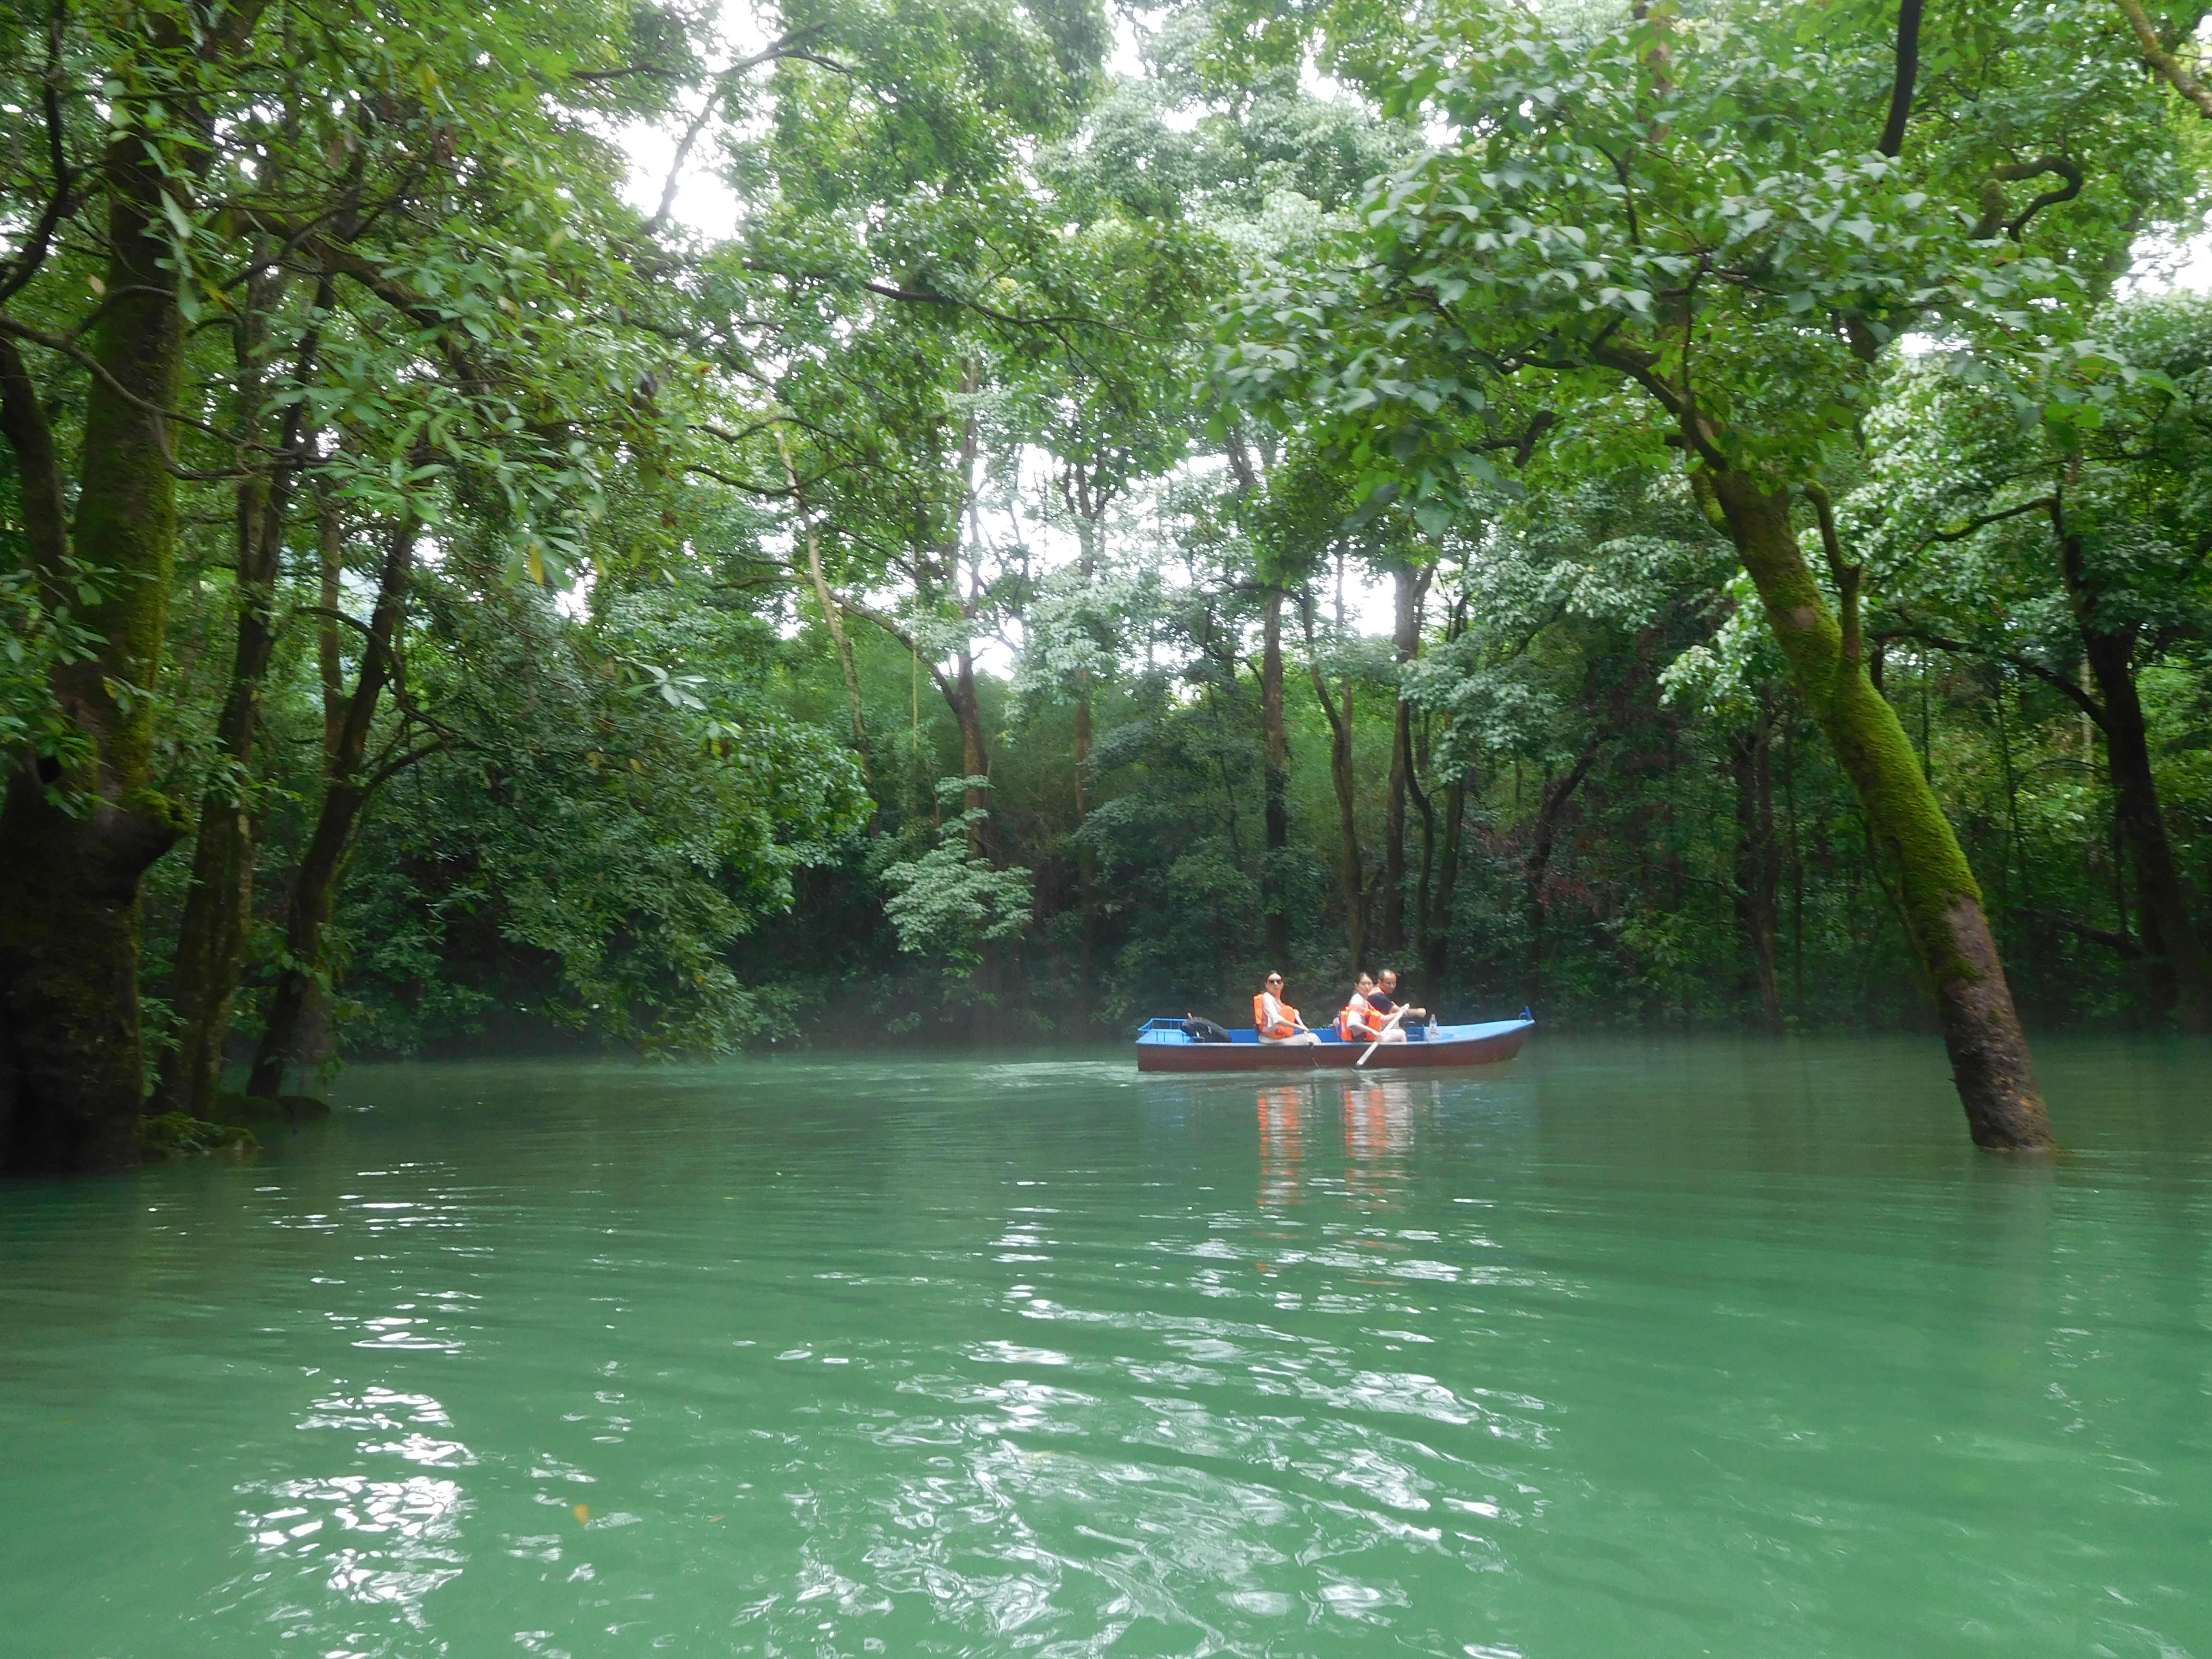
top-left (1136, 1017), bottom-right (1533, 1072)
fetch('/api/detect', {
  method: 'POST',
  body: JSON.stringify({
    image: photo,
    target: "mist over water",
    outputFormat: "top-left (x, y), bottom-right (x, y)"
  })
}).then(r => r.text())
top-left (3, 1038), bottom-right (2208, 1658)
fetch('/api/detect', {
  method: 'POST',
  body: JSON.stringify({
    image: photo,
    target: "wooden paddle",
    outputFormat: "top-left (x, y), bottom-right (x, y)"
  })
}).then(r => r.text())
top-left (1355, 1004), bottom-right (1407, 1068)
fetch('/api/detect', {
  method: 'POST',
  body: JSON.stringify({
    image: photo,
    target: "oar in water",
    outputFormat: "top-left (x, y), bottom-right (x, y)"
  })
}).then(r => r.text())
top-left (1355, 1005), bottom-right (1407, 1068)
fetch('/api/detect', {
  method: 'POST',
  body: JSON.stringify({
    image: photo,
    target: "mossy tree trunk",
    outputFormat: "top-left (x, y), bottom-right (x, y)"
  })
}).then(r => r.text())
top-left (0, 98), bottom-right (196, 1173)
top-left (1717, 473), bottom-right (2052, 1150)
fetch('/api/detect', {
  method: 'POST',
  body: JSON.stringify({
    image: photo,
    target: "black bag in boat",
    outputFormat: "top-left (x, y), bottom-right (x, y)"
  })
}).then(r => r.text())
top-left (1180, 1017), bottom-right (1234, 1044)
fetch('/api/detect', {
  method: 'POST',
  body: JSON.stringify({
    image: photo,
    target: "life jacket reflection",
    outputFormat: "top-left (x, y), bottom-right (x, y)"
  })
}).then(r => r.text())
top-left (1343, 1080), bottom-right (1412, 1210)
top-left (1258, 1086), bottom-right (1303, 1207)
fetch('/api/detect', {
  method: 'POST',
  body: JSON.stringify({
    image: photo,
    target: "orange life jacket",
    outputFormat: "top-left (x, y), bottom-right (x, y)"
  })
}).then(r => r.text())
top-left (1338, 996), bottom-right (1383, 1041)
top-left (1253, 992), bottom-right (1301, 1039)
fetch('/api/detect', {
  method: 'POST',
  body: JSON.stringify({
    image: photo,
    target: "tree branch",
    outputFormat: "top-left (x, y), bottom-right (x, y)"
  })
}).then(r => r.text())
top-left (0, 333), bottom-right (72, 596)
top-left (2112, 0), bottom-right (2212, 119)
top-left (0, 5), bottom-right (80, 304)
top-left (2017, 905), bottom-right (2142, 957)
top-left (1880, 625), bottom-right (2108, 730)
top-left (1920, 495), bottom-right (2058, 544)
top-left (1974, 156), bottom-right (2085, 240)
top-left (1804, 481), bottom-right (1864, 669)
top-left (1878, 0), bottom-right (1924, 157)
top-left (0, 315), bottom-right (262, 468)
top-left (650, 27), bottom-right (846, 230)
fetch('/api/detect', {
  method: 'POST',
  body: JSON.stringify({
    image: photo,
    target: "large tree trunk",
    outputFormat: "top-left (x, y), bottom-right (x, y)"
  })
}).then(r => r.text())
top-left (246, 520), bottom-right (416, 1099)
top-left (2056, 526), bottom-right (2212, 1032)
top-left (1729, 718), bottom-right (1784, 1034)
top-left (0, 116), bottom-right (192, 1173)
top-left (1380, 564), bottom-right (1431, 954)
top-left (1261, 588), bottom-right (1291, 965)
top-left (159, 271), bottom-right (325, 1118)
top-left (1721, 474), bottom-right (2050, 1150)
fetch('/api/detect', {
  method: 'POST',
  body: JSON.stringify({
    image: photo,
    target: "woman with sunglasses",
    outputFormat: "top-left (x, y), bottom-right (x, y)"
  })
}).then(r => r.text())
top-left (1253, 973), bottom-right (1320, 1044)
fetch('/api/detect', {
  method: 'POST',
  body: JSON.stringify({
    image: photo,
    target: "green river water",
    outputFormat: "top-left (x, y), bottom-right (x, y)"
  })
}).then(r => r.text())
top-left (2, 1037), bottom-right (2209, 1659)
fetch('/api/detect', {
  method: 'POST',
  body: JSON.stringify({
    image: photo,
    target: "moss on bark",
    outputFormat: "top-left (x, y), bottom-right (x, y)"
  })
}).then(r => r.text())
top-left (1714, 472), bottom-right (2053, 1150)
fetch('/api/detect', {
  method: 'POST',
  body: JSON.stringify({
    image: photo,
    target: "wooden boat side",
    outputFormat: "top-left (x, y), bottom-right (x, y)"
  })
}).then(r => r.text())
top-left (1136, 1018), bottom-right (1531, 1073)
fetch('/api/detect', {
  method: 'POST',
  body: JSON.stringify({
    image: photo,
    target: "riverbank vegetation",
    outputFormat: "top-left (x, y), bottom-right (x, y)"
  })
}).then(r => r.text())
top-left (5, 0), bottom-right (2212, 1165)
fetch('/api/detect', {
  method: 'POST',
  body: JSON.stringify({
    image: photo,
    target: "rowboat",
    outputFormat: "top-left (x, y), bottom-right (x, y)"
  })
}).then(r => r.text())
top-left (1135, 1013), bottom-right (1534, 1073)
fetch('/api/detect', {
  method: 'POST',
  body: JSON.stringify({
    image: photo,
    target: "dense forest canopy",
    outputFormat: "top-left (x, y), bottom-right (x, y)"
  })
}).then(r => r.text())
top-left (4, 0), bottom-right (2212, 1168)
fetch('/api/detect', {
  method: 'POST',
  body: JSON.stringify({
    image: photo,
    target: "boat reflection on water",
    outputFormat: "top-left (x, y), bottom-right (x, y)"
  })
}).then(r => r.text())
top-left (1257, 1086), bottom-right (1305, 1208)
top-left (1343, 1078), bottom-right (1416, 1210)
top-left (1257, 1078), bottom-right (1442, 1210)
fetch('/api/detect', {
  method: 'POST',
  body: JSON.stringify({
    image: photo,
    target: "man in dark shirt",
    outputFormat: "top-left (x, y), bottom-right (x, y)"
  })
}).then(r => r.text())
top-left (1367, 969), bottom-right (1429, 1028)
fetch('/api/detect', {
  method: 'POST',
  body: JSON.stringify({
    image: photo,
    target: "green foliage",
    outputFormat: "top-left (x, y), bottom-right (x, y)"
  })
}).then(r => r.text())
top-left (10, 0), bottom-right (2212, 1106)
top-left (881, 780), bottom-right (1037, 972)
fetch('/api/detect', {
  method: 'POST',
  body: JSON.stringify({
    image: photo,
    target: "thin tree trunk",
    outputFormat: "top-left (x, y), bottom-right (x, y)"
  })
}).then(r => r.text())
top-left (1074, 678), bottom-right (1095, 1029)
top-left (1303, 596), bottom-right (1364, 969)
top-left (777, 423), bottom-right (870, 780)
top-left (1381, 564), bottom-right (1431, 953)
top-left (1423, 778), bottom-right (1467, 985)
top-left (2055, 522), bottom-right (2212, 1031)
top-left (159, 271), bottom-right (326, 1118)
top-left (1727, 476), bottom-right (2050, 1149)
top-left (952, 647), bottom-right (990, 854)
top-left (1071, 504), bottom-right (1100, 1032)
top-left (1730, 720), bottom-right (1784, 1034)
top-left (246, 519), bottom-right (416, 1099)
top-left (1784, 712), bottom-right (1805, 1021)
top-left (1261, 588), bottom-right (1290, 964)
top-left (1526, 742), bottom-right (1599, 1007)
top-left (318, 488), bottom-right (346, 756)
top-left (0, 113), bottom-right (192, 1173)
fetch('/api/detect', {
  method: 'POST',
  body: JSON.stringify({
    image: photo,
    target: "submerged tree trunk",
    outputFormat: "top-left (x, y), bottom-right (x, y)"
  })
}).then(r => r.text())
top-left (0, 118), bottom-right (191, 1173)
top-left (247, 520), bottom-right (417, 1099)
top-left (2055, 522), bottom-right (2212, 1032)
top-left (1722, 475), bottom-right (2050, 1150)
top-left (1381, 563), bottom-right (1431, 955)
top-left (1261, 588), bottom-right (1291, 965)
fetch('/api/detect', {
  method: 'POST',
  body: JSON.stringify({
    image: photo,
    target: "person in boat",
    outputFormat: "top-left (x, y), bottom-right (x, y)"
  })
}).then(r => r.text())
top-left (1338, 974), bottom-right (1402, 1043)
top-left (1254, 974), bottom-right (1319, 1045)
top-left (1368, 969), bottom-right (1429, 1031)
